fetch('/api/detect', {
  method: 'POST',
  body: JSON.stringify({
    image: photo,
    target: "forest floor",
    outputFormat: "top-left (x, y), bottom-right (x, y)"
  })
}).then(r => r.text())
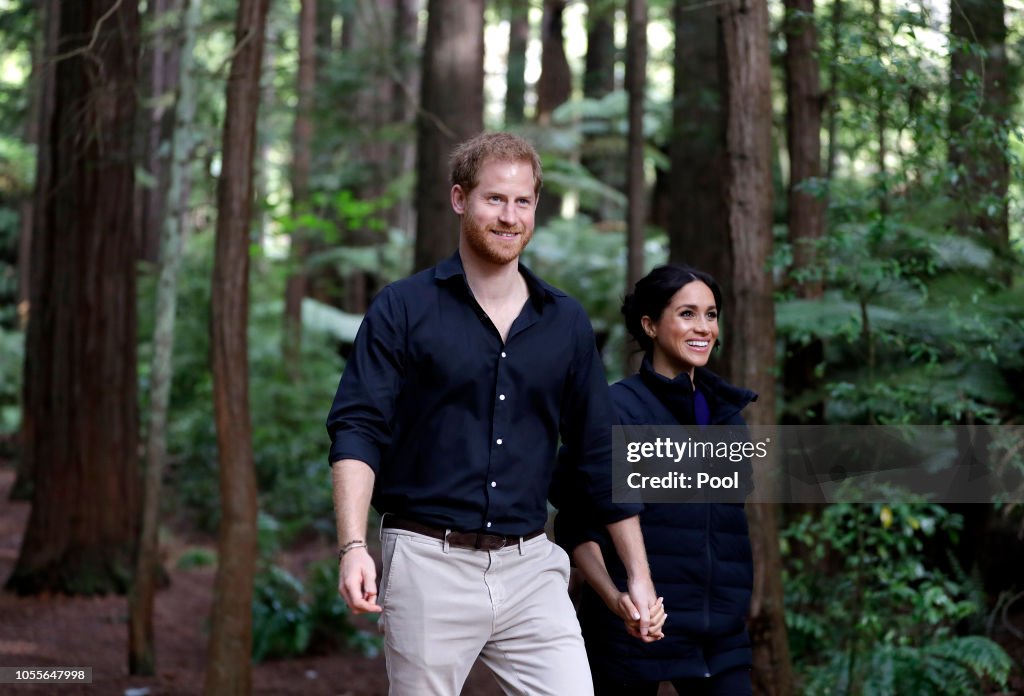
top-left (0, 464), bottom-right (505, 696)
top-left (0, 460), bottom-right (1022, 695)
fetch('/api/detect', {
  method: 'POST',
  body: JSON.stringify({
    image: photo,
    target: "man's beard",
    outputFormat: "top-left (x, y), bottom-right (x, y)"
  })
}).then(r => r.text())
top-left (461, 215), bottom-right (533, 265)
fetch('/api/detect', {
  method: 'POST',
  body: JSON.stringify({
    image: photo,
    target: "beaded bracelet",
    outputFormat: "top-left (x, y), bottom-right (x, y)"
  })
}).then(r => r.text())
top-left (337, 539), bottom-right (367, 562)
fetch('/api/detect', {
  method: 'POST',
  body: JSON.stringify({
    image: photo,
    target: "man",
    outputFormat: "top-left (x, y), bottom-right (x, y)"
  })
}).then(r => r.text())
top-left (327, 132), bottom-right (657, 695)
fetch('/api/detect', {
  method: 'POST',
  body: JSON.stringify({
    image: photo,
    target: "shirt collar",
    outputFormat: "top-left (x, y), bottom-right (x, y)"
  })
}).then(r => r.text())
top-left (434, 250), bottom-right (565, 310)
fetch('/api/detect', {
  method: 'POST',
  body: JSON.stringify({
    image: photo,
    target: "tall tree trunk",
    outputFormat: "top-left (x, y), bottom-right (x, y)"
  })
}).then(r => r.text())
top-left (949, 0), bottom-right (1010, 260)
top-left (413, 0), bottom-right (484, 272)
top-left (783, 0), bottom-right (825, 299)
top-left (8, 0), bottom-right (142, 596)
top-left (12, 0), bottom-right (59, 503)
top-left (342, 0), bottom-right (401, 313)
top-left (584, 0), bottom-right (616, 99)
top-left (535, 0), bottom-right (571, 225)
top-left (252, 24), bottom-right (275, 248)
top-left (129, 0), bottom-right (201, 675)
top-left (783, 0), bottom-right (825, 424)
top-left (387, 0), bottom-right (418, 237)
top-left (283, 0), bottom-right (317, 368)
top-left (668, 0), bottom-right (728, 297)
top-left (625, 0), bottom-right (646, 295)
top-left (203, 0), bottom-right (270, 692)
top-left (720, 0), bottom-right (794, 693)
top-left (580, 0), bottom-right (620, 222)
top-left (137, 0), bottom-right (183, 264)
top-left (505, 1), bottom-right (530, 126)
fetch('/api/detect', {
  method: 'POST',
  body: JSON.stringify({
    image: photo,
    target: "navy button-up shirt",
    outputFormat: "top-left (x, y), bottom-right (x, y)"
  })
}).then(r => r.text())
top-left (326, 252), bottom-right (640, 536)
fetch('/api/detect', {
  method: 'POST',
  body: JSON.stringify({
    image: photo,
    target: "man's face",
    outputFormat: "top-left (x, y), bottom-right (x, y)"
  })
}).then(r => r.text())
top-left (452, 158), bottom-right (537, 266)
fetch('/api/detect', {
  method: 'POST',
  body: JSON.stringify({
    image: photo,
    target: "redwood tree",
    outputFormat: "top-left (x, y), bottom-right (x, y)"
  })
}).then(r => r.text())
top-left (129, 0), bottom-right (201, 675)
top-left (720, 0), bottom-right (795, 692)
top-left (625, 0), bottom-right (647, 295)
top-left (8, 0), bottom-right (142, 597)
top-left (413, 0), bottom-right (484, 272)
top-left (782, 0), bottom-right (826, 424)
top-left (668, 0), bottom-right (728, 292)
top-left (283, 0), bottom-right (317, 367)
top-left (204, 0), bottom-right (270, 692)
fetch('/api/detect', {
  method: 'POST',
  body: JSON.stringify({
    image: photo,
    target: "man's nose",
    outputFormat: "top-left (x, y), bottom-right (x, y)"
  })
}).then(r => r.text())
top-left (498, 202), bottom-right (517, 224)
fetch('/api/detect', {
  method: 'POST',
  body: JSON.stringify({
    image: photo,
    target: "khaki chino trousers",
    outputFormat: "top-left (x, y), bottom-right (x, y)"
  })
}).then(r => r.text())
top-left (378, 528), bottom-right (594, 696)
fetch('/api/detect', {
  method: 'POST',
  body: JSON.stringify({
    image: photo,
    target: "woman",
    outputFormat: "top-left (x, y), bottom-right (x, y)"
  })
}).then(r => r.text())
top-left (555, 265), bottom-right (756, 696)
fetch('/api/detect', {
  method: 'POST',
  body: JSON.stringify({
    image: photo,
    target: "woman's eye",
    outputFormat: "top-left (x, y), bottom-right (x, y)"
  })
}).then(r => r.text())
top-left (680, 310), bottom-right (694, 318)
top-left (707, 312), bottom-right (718, 320)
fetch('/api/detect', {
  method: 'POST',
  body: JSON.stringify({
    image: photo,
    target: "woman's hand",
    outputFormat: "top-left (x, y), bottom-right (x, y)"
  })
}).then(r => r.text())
top-left (612, 593), bottom-right (666, 642)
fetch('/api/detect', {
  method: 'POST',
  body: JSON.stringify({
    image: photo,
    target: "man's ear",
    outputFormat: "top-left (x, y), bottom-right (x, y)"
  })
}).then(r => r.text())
top-left (451, 185), bottom-right (466, 215)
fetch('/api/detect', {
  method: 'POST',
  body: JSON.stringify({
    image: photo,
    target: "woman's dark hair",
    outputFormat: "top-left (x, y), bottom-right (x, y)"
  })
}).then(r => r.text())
top-left (622, 265), bottom-right (723, 353)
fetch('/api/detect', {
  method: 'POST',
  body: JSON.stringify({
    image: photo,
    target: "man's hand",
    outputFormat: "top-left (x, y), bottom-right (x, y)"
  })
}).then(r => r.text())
top-left (338, 546), bottom-right (382, 614)
top-left (626, 573), bottom-right (658, 638)
top-left (616, 593), bottom-right (666, 643)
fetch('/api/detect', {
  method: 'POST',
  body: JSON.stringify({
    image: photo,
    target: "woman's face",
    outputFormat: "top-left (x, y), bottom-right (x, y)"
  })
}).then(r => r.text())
top-left (642, 280), bottom-right (719, 381)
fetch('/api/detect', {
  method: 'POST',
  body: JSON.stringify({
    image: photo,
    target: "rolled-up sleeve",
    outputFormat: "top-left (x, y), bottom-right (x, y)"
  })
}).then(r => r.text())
top-left (325, 286), bottom-right (406, 472)
top-left (558, 307), bottom-right (643, 524)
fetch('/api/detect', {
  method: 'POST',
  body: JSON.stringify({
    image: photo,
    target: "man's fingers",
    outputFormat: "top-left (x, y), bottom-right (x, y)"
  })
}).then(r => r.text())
top-left (339, 558), bottom-right (382, 614)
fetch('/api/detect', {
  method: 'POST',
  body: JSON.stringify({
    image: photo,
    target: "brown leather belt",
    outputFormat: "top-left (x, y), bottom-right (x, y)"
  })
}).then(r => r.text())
top-left (382, 515), bottom-right (545, 551)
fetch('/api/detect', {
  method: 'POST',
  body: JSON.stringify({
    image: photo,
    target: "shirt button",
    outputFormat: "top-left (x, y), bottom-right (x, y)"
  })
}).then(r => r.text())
top-left (500, 351), bottom-right (507, 358)
top-left (486, 521), bottom-right (492, 528)
top-left (491, 481), bottom-right (497, 487)
top-left (496, 438), bottom-right (503, 445)
top-left (499, 394), bottom-right (506, 401)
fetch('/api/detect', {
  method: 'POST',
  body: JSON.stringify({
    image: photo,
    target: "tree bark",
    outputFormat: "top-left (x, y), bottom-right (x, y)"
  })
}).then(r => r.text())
top-left (535, 0), bottom-right (571, 225)
top-left (129, 0), bottom-right (200, 675)
top-left (12, 0), bottom-right (59, 503)
top-left (580, 0), bottom-right (620, 222)
top-left (783, 0), bottom-right (825, 424)
top-left (536, 0), bottom-right (572, 123)
top-left (137, 0), bottom-right (183, 264)
top-left (949, 0), bottom-right (1010, 258)
top-left (720, 0), bottom-right (794, 693)
top-left (413, 0), bottom-right (484, 272)
top-left (625, 0), bottom-right (646, 295)
top-left (668, 0), bottom-right (728, 297)
top-left (505, 1), bottom-right (530, 126)
top-left (203, 0), bottom-right (269, 692)
top-left (584, 0), bottom-right (616, 99)
top-left (283, 0), bottom-right (317, 369)
top-left (783, 0), bottom-right (825, 299)
top-left (8, 0), bottom-right (142, 596)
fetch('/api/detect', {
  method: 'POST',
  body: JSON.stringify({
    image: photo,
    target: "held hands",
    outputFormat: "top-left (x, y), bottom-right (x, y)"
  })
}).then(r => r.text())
top-left (612, 593), bottom-right (666, 643)
top-left (337, 546), bottom-right (382, 614)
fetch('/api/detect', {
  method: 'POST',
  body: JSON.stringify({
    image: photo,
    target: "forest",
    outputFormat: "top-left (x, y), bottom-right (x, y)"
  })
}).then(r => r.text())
top-left (0, 0), bottom-right (1022, 694)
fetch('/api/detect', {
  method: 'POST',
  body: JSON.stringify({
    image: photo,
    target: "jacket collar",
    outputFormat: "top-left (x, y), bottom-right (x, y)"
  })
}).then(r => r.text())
top-left (638, 354), bottom-right (757, 424)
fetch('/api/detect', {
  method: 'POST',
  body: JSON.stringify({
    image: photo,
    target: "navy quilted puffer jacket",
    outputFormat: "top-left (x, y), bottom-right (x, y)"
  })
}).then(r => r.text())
top-left (553, 356), bottom-right (757, 683)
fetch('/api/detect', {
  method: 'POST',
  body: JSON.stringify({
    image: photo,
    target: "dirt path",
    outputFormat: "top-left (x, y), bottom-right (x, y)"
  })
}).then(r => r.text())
top-left (0, 465), bottom-right (502, 695)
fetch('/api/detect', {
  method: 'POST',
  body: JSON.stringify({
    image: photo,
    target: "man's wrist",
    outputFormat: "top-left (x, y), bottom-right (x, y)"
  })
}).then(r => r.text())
top-left (337, 539), bottom-right (368, 562)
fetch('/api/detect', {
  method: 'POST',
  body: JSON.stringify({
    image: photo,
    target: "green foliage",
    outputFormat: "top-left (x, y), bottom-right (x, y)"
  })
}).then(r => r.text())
top-left (783, 502), bottom-right (1012, 695)
top-left (147, 234), bottom-right (342, 535)
top-left (251, 558), bottom-right (380, 663)
top-left (522, 217), bottom-right (667, 380)
top-left (175, 547), bottom-right (216, 570)
top-left (776, 210), bottom-right (1024, 424)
